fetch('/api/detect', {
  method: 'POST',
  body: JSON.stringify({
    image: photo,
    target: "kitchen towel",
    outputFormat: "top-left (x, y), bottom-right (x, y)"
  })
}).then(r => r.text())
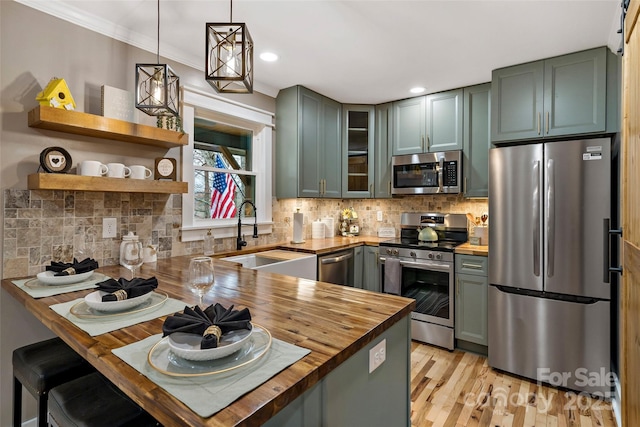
top-left (292, 211), bottom-right (304, 243)
top-left (49, 295), bottom-right (185, 336)
top-left (12, 273), bottom-right (110, 299)
top-left (383, 258), bottom-right (402, 295)
top-left (112, 332), bottom-right (311, 418)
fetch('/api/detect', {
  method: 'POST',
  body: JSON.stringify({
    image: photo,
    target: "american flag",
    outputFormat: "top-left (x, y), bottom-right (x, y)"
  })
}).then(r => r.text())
top-left (210, 155), bottom-right (237, 219)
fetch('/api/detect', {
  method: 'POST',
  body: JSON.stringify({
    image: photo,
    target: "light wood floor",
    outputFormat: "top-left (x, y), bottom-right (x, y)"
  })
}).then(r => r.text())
top-left (410, 341), bottom-right (617, 427)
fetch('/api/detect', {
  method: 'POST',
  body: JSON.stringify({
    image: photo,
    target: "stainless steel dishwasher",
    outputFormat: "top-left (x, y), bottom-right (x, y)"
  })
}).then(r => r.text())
top-left (317, 248), bottom-right (354, 286)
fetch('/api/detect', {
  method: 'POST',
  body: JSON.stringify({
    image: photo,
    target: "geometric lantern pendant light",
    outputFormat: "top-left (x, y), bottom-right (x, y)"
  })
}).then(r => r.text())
top-left (135, 0), bottom-right (180, 116)
top-left (205, 0), bottom-right (254, 93)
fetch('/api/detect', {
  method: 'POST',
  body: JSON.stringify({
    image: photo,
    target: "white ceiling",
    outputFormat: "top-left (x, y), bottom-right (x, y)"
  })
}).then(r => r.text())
top-left (17, 0), bottom-right (623, 104)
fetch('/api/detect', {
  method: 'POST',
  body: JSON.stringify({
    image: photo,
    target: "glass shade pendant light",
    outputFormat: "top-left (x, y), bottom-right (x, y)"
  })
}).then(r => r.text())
top-left (135, 0), bottom-right (180, 116)
top-left (205, 0), bottom-right (254, 93)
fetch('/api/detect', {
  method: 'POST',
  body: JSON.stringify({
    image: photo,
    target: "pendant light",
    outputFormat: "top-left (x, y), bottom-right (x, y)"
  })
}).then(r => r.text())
top-left (135, 0), bottom-right (180, 117)
top-left (205, 0), bottom-right (254, 93)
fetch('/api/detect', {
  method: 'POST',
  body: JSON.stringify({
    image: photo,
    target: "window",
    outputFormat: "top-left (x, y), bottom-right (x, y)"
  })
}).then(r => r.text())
top-left (180, 87), bottom-right (273, 242)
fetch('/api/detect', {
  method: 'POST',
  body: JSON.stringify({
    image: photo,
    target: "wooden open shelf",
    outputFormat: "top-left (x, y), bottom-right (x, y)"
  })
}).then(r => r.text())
top-left (28, 173), bottom-right (188, 194)
top-left (28, 106), bottom-right (188, 148)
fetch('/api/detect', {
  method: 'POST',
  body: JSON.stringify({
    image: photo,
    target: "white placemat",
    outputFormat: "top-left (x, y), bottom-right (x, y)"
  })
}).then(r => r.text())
top-left (112, 333), bottom-right (311, 418)
top-left (49, 295), bottom-right (186, 336)
top-left (12, 273), bottom-right (110, 298)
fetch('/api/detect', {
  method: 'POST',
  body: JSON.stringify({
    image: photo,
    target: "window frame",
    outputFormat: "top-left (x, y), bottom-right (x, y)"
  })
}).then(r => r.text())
top-left (180, 86), bottom-right (274, 242)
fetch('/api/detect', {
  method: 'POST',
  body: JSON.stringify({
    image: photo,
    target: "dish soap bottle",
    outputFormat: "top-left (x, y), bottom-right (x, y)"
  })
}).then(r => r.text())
top-left (203, 229), bottom-right (215, 256)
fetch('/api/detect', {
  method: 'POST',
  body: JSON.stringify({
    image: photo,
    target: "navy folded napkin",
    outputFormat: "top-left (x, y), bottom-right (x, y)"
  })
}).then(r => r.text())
top-left (162, 303), bottom-right (252, 349)
top-left (97, 277), bottom-right (158, 302)
top-left (46, 257), bottom-right (99, 276)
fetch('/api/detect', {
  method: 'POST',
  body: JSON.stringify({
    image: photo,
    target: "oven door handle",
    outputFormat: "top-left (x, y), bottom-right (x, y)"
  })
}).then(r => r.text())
top-left (380, 257), bottom-right (452, 273)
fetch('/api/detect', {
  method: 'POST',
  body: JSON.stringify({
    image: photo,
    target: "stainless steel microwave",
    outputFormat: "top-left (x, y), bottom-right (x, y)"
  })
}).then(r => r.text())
top-left (391, 151), bottom-right (462, 195)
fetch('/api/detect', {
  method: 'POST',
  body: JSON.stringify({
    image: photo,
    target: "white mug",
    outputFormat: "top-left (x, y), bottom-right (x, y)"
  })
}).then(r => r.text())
top-left (79, 160), bottom-right (108, 177)
top-left (129, 165), bottom-right (152, 180)
top-left (107, 163), bottom-right (131, 178)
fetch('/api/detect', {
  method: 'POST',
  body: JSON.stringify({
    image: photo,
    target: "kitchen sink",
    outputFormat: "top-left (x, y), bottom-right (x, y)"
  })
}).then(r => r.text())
top-left (220, 250), bottom-right (317, 280)
top-left (221, 254), bottom-right (283, 268)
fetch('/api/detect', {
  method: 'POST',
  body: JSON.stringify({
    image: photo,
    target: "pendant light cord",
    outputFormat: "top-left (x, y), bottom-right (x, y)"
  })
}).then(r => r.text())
top-left (230, 0), bottom-right (233, 22)
top-left (156, 0), bottom-right (160, 63)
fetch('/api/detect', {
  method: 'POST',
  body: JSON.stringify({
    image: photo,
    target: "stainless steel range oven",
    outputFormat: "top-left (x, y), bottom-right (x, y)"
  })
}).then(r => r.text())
top-left (379, 213), bottom-right (467, 350)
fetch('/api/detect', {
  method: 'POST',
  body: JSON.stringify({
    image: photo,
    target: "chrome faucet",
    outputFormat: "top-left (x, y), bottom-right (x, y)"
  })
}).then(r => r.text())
top-left (236, 200), bottom-right (258, 250)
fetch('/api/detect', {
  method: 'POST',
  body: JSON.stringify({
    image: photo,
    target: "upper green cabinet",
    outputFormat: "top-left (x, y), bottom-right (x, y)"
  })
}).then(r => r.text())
top-left (426, 89), bottom-right (464, 152)
top-left (276, 86), bottom-right (342, 198)
top-left (492, 47), bottom-right (612, 143)
top-left (392, 89), bottom-right (463, 155)
top-left (392, 96), bottom-right (425, 155)
top-left (342, 105), bottom-right (375, 198)
top-left (374, 103), bottom-right (393, 198)
top-left (463, 83), bottom-right (491, 198)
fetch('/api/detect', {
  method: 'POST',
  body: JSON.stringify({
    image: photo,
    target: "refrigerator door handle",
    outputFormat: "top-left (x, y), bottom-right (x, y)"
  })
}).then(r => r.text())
top-left (603, 218), bottom-right (623, 283)
top-left (533, 160), bottom-right (541, 277)
top-left (547, 159), bottom-right (555, 278)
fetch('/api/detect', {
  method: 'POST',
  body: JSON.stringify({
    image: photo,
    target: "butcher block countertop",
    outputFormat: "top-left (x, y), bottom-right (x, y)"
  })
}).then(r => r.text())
top-left (2, 256), bottom-right (414, 426)
top-left (454, 242), bottom-right (489, 256)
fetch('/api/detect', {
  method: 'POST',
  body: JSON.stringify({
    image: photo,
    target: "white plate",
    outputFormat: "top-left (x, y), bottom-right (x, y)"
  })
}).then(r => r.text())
top-left (168, 325), bottom-right (253, 361)
top-left (84, 290), bottom-right (153, 312)
top-left (36, 270), bottom-right (95, 285)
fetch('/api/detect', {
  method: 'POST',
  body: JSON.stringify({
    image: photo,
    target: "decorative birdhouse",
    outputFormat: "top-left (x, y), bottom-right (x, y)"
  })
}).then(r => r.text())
top-left (35, 78), bottom-right (76, 110)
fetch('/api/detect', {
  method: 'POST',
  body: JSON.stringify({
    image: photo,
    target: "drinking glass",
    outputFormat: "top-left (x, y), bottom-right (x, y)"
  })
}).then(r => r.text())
top-left (120, 241), bottom-right (143, 279)
top-left (187, 256), bottom-right (215, 307)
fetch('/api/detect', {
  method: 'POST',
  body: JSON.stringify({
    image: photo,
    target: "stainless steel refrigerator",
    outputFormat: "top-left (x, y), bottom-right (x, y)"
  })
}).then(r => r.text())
top-left (488, 136), bottom-right (613, 396)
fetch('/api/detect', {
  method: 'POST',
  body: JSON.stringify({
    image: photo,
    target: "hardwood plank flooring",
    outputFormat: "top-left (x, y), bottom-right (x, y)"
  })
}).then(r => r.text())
top-left (410, 342), bottom-right (617, 427)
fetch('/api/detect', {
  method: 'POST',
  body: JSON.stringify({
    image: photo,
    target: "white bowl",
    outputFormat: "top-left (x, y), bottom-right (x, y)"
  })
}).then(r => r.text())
top-left (37, 270), bottom-right (94, 285)
top-left (168, 326), bottom-right (253, 361)
top-left (83, 290), bottom-right (153, 312)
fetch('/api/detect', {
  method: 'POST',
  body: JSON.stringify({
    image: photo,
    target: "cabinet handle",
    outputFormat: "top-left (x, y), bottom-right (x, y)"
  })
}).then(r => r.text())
top-left (388, 181), bottom-right (391, 194)
top-left (323, 179), bottom-right (326, 195)
top-left (369, 183), bottom-right (373, 194)
top-left (545, 111), bottom-right (550, 134)
top-left (461, 262), bottom-right (483, 270)
top-left (537, 112), bottom-right (541, 135)
top-left (464, 177), bottom-right (467, 194)
top-left (421, 136), bottom-right (425, 151)
top-left (456, 277), bottom-right (459, 296)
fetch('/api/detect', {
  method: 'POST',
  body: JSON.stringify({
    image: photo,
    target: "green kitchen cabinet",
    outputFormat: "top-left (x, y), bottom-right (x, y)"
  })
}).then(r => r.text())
top-left (374, 103), bottom-right (393, 198)
top-left (342, 105), bottom-right (375, 198)
top-left (463, 83), bottom-right (491, 198)
top-left (455, 254), bottom-right (488, 349)
top-left (354, 245), bottom-right (364, 288)
top-left (362, 245), bottom-right (380, 293)
top-left (426, 89), bottom-right (464, 152)
top-left (392, 96), bottom-right (425, 155)
top-left (492, 47), bottom-right (610, 143)
top-left (276, 85), bottom-right (342, 198)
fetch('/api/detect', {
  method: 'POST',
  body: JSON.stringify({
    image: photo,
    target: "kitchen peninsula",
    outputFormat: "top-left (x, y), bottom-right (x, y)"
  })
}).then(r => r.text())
top-left (2, 255), bottom-right (415, 426)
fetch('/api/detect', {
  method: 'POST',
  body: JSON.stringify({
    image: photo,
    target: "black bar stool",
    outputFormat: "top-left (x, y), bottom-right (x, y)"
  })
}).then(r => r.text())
top-left (13, 337), bottom-right (95, 427)
top-left (48, 372), bottom-right (159, 427)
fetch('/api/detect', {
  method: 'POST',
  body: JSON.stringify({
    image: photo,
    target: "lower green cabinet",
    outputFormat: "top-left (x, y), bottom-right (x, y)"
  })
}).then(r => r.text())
top-left (362, 245), bottom-right (380, 293)
top-left (455, 254), bottom-right (488, 348)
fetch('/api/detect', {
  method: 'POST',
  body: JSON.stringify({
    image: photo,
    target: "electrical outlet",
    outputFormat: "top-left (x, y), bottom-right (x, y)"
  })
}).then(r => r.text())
top-left (377, 211), bottom-right (383, 222)
top-left (103, 217), bottom-right (117, 238)
top-left (369, 339), bottom-right (386, 373)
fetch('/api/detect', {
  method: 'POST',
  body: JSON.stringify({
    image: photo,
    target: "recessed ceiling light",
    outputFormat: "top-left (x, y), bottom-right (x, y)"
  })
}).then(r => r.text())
top-left (259, 52), bottom-right (278, 62)
top-left (410, 87), bottom-right (425, 94)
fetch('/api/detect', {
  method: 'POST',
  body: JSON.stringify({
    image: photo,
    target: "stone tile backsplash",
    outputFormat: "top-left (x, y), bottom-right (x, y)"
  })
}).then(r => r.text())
top-left (3, 189), bottom-right (488, 278)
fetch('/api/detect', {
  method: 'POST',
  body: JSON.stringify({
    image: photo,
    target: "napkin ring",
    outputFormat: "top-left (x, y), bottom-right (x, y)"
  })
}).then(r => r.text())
top-left (204, 325), bottom-right (222, 342)
top-left (113, 289), bottom-right (128, 301)
top-left (61, 267), bottom-right (76, 275)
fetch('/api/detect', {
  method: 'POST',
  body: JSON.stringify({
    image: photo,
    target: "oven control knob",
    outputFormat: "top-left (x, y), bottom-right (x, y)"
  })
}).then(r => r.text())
top-left (393, 249), bottom-right (399, 256)
top-left (435, 253), bottom-right (442, 260)
top-left (410, 251), bottom-right (416, 258)
top-left (427, 253), bottom-right (434, 259)
top-left (386, 249), bottom-right (392, 255)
